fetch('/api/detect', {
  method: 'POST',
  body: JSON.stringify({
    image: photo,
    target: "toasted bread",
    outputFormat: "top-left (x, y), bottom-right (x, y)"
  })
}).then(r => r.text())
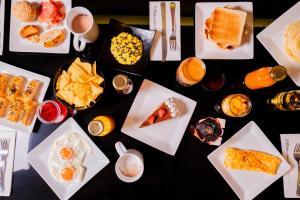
top-left (41, 29), bottom-right (65, 48)
top-left (206, 7), bottom-right (247, 49)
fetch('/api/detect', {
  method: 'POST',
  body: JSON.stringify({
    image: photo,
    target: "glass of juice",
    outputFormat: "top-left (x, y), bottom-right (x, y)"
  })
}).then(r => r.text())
top-left (176, 57), bottom-right (206, 86)
top-left (38, 100), bottom-right (68, 124)
top-left (221, 94), bottom-right (252, 117)
top-left (88, 115), bottom-right (115, 136)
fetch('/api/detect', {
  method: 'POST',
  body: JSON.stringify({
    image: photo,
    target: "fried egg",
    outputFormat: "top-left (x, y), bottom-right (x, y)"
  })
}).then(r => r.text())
top-left (48, 133), bottom-right (92, 184)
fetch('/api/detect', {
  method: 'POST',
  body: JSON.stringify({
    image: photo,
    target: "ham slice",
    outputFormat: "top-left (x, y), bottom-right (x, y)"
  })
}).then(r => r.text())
top-left (38, 0), bottom-right (65, 26)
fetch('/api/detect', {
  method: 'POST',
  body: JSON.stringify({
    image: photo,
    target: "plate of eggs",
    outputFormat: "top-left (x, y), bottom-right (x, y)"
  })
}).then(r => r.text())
top-left (27, 117), bottom-right (110, 200)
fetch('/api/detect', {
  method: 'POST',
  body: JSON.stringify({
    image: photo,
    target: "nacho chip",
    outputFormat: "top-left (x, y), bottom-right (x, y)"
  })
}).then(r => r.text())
top-left (55, 57), bottom-right (104, 108)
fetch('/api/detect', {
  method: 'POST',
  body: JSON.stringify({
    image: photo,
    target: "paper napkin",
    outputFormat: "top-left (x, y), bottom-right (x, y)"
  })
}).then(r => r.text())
top-left (280, 134), bottom-right (300, 198)
top-left (0, 0), bottom-right (5, 55)
top-left (149, 1), bottom-right (181, 61)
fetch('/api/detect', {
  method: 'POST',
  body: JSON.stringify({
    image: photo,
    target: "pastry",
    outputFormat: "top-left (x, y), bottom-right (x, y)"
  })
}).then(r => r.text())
top-left (20, 25), bottom-right (40, 38)
top-left (12, 1), bottom-right (37, 22)
top-left (0, 97), bottom-right (8, 117)
top-left (110, 32), bottom-right (143, 65)
top-left (41, 29), bottom-right (65, 48)
top-left (22, 80), bottom-right (41, 102)
top-left (205, 7), bottom-right (247, 50)
top-left (6, 76), bottom-right (25, 101)
top-left (7, 100), bottom-right (24, 122)
top-left (0, 73), bottom-right (9, 97)
top-left (20, 101), bottom-right (38, 126)
top-left (140, 98), bottom-right (179, 128)
top-left (189, 117), bottom-right (223, 144)
top-left (224, 147), bottom-right (282, 175)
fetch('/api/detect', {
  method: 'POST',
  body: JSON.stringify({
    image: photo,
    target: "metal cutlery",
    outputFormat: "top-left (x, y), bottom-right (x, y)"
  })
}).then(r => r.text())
top-left (169, 2), bottom-right (176, 51)
top-left (293, 143), bottom-right (300, 196)
top-left (286, 138), bottom-right (290, 164)
top-left (0, 139), bottom-right (9, 193)
top-left (160, 2), bottom-right (167, 62)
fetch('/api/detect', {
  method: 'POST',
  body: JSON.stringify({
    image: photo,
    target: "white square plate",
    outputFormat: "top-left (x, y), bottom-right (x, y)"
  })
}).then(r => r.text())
top-left (9, 0), bottom-right (71, 54)
top-left (121, 79), bottom-right (197, 156)
top-left (195, 2), bottom-right (253, 59)
top-left (257, 1), bottom-right (300, 86)
top-left (27, 118), bottom-right (110, 200)
top-left (208, 121), bottom-right (291, 200)
top-left (0, 0), bottom-right (5, 55)
top-left (0, 131), bottom-right (16, 197)
top-left (0, 61), bottom-right (50, 134)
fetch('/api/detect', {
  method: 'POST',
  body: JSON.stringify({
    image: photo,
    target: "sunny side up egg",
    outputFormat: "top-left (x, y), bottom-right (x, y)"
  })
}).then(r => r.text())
top-left (48, 132), bottom-right (92, 184)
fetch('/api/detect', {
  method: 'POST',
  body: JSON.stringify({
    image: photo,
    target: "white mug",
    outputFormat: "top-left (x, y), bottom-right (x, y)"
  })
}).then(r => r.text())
top-left (66, 7), bottom-right (99, 52)
top-left (115, 141), bottom-right (144, 183)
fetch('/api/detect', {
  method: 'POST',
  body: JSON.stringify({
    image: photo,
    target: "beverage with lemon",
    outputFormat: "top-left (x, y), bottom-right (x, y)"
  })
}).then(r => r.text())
top-left (176, 57), bottom-right (206, 86)
top-left (88, 116), bottom-right (115, 136)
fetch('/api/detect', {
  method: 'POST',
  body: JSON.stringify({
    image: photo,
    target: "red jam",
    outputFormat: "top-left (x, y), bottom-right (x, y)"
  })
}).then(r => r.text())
top-left (40, 102), bottom-right (58, 122)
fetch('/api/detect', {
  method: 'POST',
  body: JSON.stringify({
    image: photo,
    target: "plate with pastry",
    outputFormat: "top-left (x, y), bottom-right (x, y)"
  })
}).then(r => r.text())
top-left (257, 1), bottom-right (300, 86)
top-left (121, 79), bottom-right (197, 155)
top-left (9, 0), bottom-right (71, 53)
top-left (0, 61), bottom-right (50, 133)
top-left (195, 2), bottom-right (253, 59)
top-left (207, 121), bottom-right (290, 200)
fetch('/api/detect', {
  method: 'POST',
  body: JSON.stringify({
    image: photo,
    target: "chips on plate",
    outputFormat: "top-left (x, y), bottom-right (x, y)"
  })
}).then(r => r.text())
top-left (56, 57), bottom-right (104, 108)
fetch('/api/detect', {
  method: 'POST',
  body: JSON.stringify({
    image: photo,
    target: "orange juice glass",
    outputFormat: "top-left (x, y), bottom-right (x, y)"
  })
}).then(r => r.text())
top-left (244, 66), bottom-right (287, 90)
top-left (88, 115), bottom-right (115, 136)
top-left (176, 57), bottom-right (206, 86)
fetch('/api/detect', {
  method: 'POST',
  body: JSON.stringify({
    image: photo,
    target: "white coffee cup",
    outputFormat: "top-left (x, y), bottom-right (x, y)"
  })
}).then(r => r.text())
top-left (66, 7), bottom-right (99, 52)
top-left (115, 141), bottom-right (144, 183)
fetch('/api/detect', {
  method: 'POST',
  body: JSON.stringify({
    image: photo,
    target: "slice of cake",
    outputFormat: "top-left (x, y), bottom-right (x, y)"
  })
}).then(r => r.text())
top-left (139, 98), bottom-right (179, 128)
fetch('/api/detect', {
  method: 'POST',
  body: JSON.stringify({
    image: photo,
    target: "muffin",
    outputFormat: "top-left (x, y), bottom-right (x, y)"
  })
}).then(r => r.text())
top-left (189, 117), bottom-right (223, 144)
top-left (12, 1), bottom-right (37, 22)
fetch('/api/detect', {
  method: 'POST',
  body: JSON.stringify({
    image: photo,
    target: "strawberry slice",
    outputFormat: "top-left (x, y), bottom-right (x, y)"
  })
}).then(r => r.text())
top-left (147, 115), bottom-right (156, 124)
top-left (158, 108), bottom-right (168, 118)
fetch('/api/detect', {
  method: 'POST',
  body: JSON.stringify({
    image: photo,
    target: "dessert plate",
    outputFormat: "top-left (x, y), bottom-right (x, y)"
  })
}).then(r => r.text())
top-left (121, 79), bottom-right (197, 155)
top-left (195, 2), bottom-right (253, 59)
top-left (208, 121), bottom-right (290, 200)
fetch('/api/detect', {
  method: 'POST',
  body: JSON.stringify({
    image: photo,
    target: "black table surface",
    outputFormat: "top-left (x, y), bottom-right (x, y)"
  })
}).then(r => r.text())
top-left (1, 1), bottom-right (300, 200)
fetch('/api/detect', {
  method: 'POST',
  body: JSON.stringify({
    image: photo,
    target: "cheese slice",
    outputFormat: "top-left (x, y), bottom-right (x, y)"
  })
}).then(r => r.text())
top-left (224, 148), bottom-right (281, 175)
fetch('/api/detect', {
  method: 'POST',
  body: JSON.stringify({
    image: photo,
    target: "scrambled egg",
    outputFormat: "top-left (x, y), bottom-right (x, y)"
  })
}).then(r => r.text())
top-left (110, 32), bottom-right (143, 65)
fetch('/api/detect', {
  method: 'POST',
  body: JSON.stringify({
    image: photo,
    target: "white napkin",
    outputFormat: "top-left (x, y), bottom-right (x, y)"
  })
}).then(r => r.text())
top-left (149, 1), bottom-right (181, 61)
top-left (280, 134), bottom-right (300, 198)
top-left (0, 125), bottom-right (30, 172)
top-left (0, 130), bottom-right (16, 196)
top-left (0, 0), bottom-right (5, 55)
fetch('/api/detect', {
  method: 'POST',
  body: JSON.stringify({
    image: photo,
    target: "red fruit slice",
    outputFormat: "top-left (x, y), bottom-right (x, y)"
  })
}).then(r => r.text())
top-left (147, 115), bottom-right (156, 124)
top-left (158, 108), bottom-right (167, 118)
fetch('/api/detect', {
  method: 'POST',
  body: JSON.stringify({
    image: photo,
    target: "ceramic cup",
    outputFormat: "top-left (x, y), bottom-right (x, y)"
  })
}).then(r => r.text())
top-left (115, 141), bottom-right (144, 183)
top-left (66, 7), bottom-right (99, 52)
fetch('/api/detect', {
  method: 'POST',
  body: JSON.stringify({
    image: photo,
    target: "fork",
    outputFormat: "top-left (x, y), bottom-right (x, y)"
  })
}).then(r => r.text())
top-left (294, 143), bottom-right (300, 196)
top-left (0, 139), bottom-right (9, 193)
top-left (169, 2), bottom-right (176, 51)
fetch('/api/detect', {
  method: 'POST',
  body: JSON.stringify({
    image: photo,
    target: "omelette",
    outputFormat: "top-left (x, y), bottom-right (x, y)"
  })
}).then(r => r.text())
top-left (224, 148), bottom-right (282, 175)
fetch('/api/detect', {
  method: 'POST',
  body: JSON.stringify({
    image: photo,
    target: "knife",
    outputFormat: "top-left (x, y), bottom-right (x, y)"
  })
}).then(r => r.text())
top-left (160, 2), bottom-right (167, 62)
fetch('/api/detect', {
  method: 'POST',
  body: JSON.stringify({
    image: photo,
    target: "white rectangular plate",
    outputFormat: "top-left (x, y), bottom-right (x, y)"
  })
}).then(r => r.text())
top-left (195, 2), bottom-right (253, 59)
top-left (0, 131), bottom-right (16, 197)
top-left (9, 0), bottom-right (71, 54)
top-left (257, 1), bottom-right (300, 86)
top-left (121, 79), bottom-right (197, 156)
top-left (208, 121), bottom-right (291, 200)
top-left (0, 0), bottom-right (5, 55)
top-left (27, 118), bottom-right (110, 200)
top-left (0, 61), bottom-right (50, 134)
